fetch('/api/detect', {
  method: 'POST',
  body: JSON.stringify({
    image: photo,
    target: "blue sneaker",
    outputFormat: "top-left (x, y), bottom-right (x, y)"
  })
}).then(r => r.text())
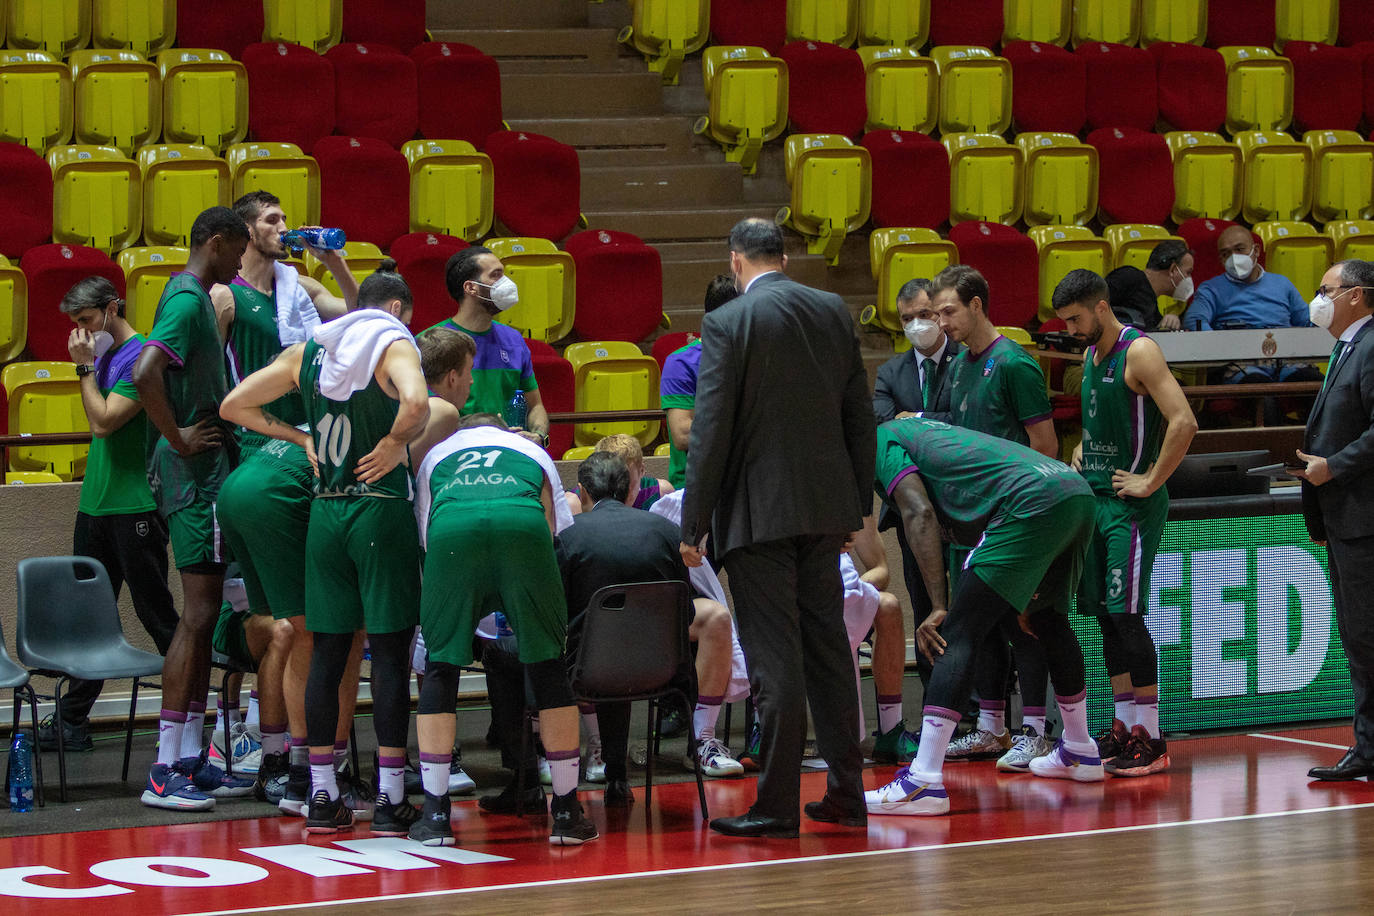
top-left (141, 762), bottom-right (215, 811)
top-left (181, 753), bottom-right (256, 798)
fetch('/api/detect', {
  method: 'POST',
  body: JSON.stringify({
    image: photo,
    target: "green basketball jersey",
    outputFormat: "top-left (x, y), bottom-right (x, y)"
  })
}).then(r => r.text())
top-left (948, 335), bottom-right (1052, 446)
top-left (427, 445), bottom-right (546, 517)
top-left (145, 272), bottom-right (229, 428)
top-left (227, 281), bottom-right (306, 450)
top-left (1079, 326), bottom-right (1165, 498)
top-left (298, 340), bottom-right (411, 499)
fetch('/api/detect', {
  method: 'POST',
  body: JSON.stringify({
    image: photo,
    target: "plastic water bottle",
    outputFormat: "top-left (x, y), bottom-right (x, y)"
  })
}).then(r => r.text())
top-left (504, 389), bottom-right (528, 429)
top-left (282, 227), bottom-right (346, 254)
top-left (8, 731), bottom-right (34, 812)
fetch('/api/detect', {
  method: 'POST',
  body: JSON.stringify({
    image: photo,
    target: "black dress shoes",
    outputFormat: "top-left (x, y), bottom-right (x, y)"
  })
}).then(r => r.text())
top-left (803, 794), bottom-right (868, 827)
top-left (603, 779), bottom-right (634, 807)
top-left (1308, 748), bottom-right (1374, 781)
top-left (709, 810), bottom-right (800, 838)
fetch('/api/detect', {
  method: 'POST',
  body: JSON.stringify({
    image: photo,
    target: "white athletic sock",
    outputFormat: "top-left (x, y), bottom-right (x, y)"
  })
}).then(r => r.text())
top-left (579, 703), bottom-right (600, 744)
top-left (1135, 697), bottom-right (1160, 738)
top-left (877, 694), bottom-right (904, 734)
top-left (333, 740), bottom-right (349, 772)
top-left (1022, 707), bottom-right (1047, 737)
top-left (547, 749), bottom-right (580, 796)
top-left (245, 690), bottom-right (259, 729)
top-left (976, 700), bottom-right (1005, 736)
top-left (693, 695), bottom-right (723, 742)
top-left (310, 754), bottom-right (339, 801)
top-left (377, 755), bottom-right (406, 803)
top-left (180, 702), bottom-right (206, 760)
top-left (419, 754), bottom-right (450, 796)
top-left (1055, 692), bottom-right (1095, 752)
top-left (911, 711), bottom-right (958, 782)
top-left (157, 712), bottom-right (185, 767)
top-left (1113, 692), bottom-right (1134, 729)
top-left (260, 724), bottom-right (287, 757)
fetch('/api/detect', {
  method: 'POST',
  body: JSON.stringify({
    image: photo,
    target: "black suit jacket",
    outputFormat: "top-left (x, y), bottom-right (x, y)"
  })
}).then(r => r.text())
top-left (680, 271), bottom-right (877, 554)
top-left (1303, 319), bottom-right (1374, 542)
top-left (872, 340), bottom-right (961, 424)
top-left (556, 500), bottom-right (690, 619)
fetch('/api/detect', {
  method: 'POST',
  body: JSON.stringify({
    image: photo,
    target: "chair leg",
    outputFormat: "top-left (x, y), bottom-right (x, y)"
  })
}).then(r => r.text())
top-left (25, 686), bottom-right (44, 808)
top-left (350, 722), bottom-right (360, 779)
top-left (721, 701), bottom-right (733, 746)
top-left (53, 676), bottom-right (68, 803)
top-left (122, 680), bottom-right (139, 783)
top-left (673, 688), bottom-right (708, 822)
top-left (643, 699), bottom-right (655, 816)
top-left (515, 709), bottom-right (531, 818)
top-left (220, 667), bottom-right (234, 779)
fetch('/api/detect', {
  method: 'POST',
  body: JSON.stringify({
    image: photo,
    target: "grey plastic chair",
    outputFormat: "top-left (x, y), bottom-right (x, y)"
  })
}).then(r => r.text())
top-left (16, 556), bottom-right (164, 802)
top-left (1, 620), bottom-right (43, 807)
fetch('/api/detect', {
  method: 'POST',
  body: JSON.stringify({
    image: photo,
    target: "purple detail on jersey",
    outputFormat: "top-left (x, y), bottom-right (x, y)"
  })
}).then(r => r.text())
top-left (1109, 325), bottom-right (1136, 356)
top-left (97, 335), bottom-right (142, 390)
top-left (922, 705), bottom-right (963, 724)
top-left (143, 338), bottom-right (184, 368)
top-left (1022, 411), bottom-right (1053, 425)
top-left (660, 342), bottom-right (703, 398)
top-left (885, 465), bottom-right (919, 497)
top-left (632, 478), bottom-right (662, 509)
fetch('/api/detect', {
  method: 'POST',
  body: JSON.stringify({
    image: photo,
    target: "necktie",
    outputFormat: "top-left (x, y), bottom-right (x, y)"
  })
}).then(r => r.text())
top-left (921, 357), bottom-right (937, 410)
top-left (1324, 340), bottom-right (1347, 391)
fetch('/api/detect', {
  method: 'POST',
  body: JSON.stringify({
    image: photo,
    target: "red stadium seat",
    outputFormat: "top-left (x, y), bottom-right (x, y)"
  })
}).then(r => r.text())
top-left (1088, 127), bottom-right (1175, 225)
top-left (1149, 42), bottom-right (1226, 132)
top-left (861, 130), bottom-right (950, 230)
top-left (324, 43), bottom-right (418, 149)
top-left (1205, 0), bottom-right (1276, 49)
top-left (390, 231), bottom-right (467, 332)
top-left (411, 42), bottom-right (504, 150)
top-left (1340, 0), bottom-right (1374, 46)
top-left (1356, 42), bottom-right (1374, 127)
top-left (947, 221), bottom-right (1039, 329)
top-left (20, 243), bottom-right (124, 362)
top-left (175, 0), bottom-right (265, 59)
top-left (313, 135), bottom-right (410, 248)
top-left (1176, 216), bottom-right (1241, 287)
top-left (527, 339), bottom-right (575, 459)
top-left (710, 0), bottom-right (786, 54)
top-left (929, 0), bottom-right (1004, 48)
top-left (566, 229), bottom-right (663, 344)
top-left (242, 42), bottom-right (336, 153)
top-left (485, 130), bottom-right (581, 242)
top-left (1289, 42), bottom-right (1363, 132)
top-left (651, 331), bottom-right (696, 369)
top-left (1002, 40), bottom-right (1086, 134)
top-left (0, 143), bottom-right (52, 258)
top-left (342, 0), bottom-right (426, 54)
top-left (776, 41), bottom-right (867, 137)
top-left (1077, 42), bottom-right (1159, 132)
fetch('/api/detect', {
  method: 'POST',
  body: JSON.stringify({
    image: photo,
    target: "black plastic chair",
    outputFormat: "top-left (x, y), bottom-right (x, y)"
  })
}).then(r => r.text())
top-left (16, 556), bottom-right (165, 802)
top-left (1, 620), bottom-right (44, 807)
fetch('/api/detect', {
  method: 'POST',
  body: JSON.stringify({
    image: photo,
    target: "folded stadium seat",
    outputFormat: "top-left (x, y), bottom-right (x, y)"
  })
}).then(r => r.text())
top-left (1003, 0), bottom-right (1069, 46)
top-left (47, 145), bottom-right (142, 254)
top-left (861, 129), bottom-right (949, 229)
top-left (858, 47), bottom-right (937, 133)
top-left (1149, 42), bottom-right (1226, 131)
top-left (928, 0), bottom-right (1002, 48)
top-left (776, 41), bottom-right (867, 136)
top-left (857, 0), bottom-right (930, 48)
top-left (313, 135), bottom-right (408, 248)
top-left (303, 240), bottom-right (386, 297)
top-left (263, 0), bottom-right (342, 54)
top-left (695, 46), bottom-right (789, 175)
top-left (1176, 217), bottom-right (1241, 286)
top-left (868, 227), bottom-right (957, 334)
top-left (943, 133), bottom-right (1024, 226)
top-left (175, 0), bottom-right (263, 59)
top-left (19, 243), bottom-right (125, 362)
top-left (1305, 130), bottom-right (1374, 224)
top-left (946, 221), bottom-right (1039, 328)
top-left (91, 0), bottom-right (175, 55)
top-left (650, 330), bottom-right (695, 369)
top-left (1139, 0), bottom-right (1207, 46)
top-left (621, 0), bottom-right (710, 84)
top-left (1253, 221), bottom-right (1334, 303)
top-left (786, 0), bottom-right (858, 46)
top-left (929, 46), bottom-right (1011, 134)
top-left (324, 42), bottom-right (418, 149)
top-left (1275, 0), bottom-right (1338, 50)
top-left (411, 43), bottom-right (504, 150)
top-left (1103, 223), bottom-right (1179, 270)
top-left (779, 134), bottom-right (872, 264)
top-left (1017, 132), bottom-right (1098, 227)
top-left (1340, 0), bottom-right (1374, 46)
top-left (485, 130), bottom-right (582, 242)
top-left (1001, 40), bottom-right (1086, 134)
top-left (225, 141), bottom-right (321, 227)
top-left (1028, 225), bottom-right (1113, 322)
top-left (710, 0), bottom-right (787, 54)
top-left (485, 237), bottom-right (575, 344)
top-left (157, 49), bottom-right (249, 153)
top-left (1164, 131), bottom-right (1242, 223)
top-left (402, 139), bottom-right (494, 241)
top-left (1360, 43), bottom-right (1374, 130)
top-left (241, 42), bottom-right (335, 154)
top-left (1070, 0), bottom-right (1140, 47)
top-left (0, 142), bottom-right (53, 258)
top-left (564, 341), bottom-right (662, 449)
top-left (138, 144), bottom-right (231, 246)
top-left (69, 50), bottom-right (162, 156)
top-left (1288, 43), bottom-right (1363, 132)
top-left (0, 51), bottom-right (73, 154)
top-left (564, 229), bottom-right (646, 255)
top-left (1235, 129), bottom-right (1312, 223)
top-left (341, 0), bottom-right (426, 54)
top-left (1325, 220), bottom-right (1374, 260)
top-left (1077, 42), bottom-right (1158, 132)
top-left (525, 340), bottom-right (575, 458)
top-left (565, 230), bottom-right (663, 345)
top-left (1087, 127), bottom-right (1174, 225)
top-left (389, 231), bottom-right (466, 331)
top-left (1205, 0), bottom-right (1275, 49)
top-left (2, 362), bottom-right (89, 479)
top-left (0, 257), bottom-right (28, 363)
top-left (1218, 46), bottom-right (1294, 133)
top-left (6, 0), bottom-right (91, 57)
top-left (117, 245), bottom-right (187, 335)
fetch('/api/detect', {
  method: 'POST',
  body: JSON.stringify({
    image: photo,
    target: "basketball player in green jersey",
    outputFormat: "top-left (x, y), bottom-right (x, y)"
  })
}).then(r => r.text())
top-left (1053, 269), bottom-right (1197, 777)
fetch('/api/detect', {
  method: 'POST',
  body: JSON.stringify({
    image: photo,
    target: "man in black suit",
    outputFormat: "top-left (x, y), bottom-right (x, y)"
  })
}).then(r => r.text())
top-left (1295, 259), bottom-right (1374, 781)
top-left (681, 218), bottom-right (876, 837)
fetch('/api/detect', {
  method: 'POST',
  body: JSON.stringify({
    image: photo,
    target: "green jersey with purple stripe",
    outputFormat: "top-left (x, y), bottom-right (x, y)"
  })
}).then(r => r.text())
top-left (948, 334), bottom-right (1051, 446)
top-left (1079, 326), bottom-right (1165, 499)
top-left (659, 339), bottom-right (701, 488)
top-left (423, 318), bottom-right (537, 416)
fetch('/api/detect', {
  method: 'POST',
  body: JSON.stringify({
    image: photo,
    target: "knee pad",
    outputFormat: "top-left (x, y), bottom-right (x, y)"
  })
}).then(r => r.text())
top-left (526, 658), bottom-right (575, 710)
top-left (1096, 615), bottom-right (1129, 677)
top-left (417, 661), bottom-right (461, 715)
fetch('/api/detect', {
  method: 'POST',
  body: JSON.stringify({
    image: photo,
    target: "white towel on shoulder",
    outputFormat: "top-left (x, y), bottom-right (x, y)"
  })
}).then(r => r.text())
top-left (311, 309), bottom-right (418, 400)
top-left (273, 260), bottom-right (321, 346)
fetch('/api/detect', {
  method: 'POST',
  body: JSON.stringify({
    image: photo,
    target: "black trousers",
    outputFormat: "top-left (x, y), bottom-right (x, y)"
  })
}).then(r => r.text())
top-left (893, 521), bottom-right (937, 688)
top-left (61, 510), bottom-right (179, 726)
top-left (723, 534), bottom-right (863, 818)
top-left (1328, 533), bottom-right (1374, 756)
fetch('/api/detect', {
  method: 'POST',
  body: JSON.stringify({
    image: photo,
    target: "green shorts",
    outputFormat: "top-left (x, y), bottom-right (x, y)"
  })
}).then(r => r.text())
top-left (211, 603), bottom-right (256, 670)
top-left (216, 457), bottom-right (312, 619)
top-left (305, 496), bottom-right (420, 635)
top-left (1077, 492), bottom-right (1168, 617)
top-left (167, 498), bottom-right (228, 570)
top-left (966, 493), bottom-right (1096, 613)
top-left (420, 503), bottom-right (566, 667)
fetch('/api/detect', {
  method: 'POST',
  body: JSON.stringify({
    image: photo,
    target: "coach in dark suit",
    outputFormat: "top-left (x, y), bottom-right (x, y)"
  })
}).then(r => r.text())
top-left (1295, 259), bottom-right (1374, 780)
top-left (681, 218), bottom-right (876, 837)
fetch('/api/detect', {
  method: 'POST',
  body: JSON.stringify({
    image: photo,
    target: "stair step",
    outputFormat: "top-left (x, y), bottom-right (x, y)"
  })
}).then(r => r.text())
top-left (502, 72), bottom-right (665, 118)
top-left (430, 28), bottom-right (643, 74)
top-left (581, 163), bottom-right (744, 208)
top-left (427, 0), bottom-right (588, 30)
top-left (504, 116), bottom-right (705, 167)
top-left (580, 206), bottom-right (779, 243)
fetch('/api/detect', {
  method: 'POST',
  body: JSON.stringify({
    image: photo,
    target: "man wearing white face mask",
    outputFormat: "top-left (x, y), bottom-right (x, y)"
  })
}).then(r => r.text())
top-left (873, 278), bottom-right (960, 425)
top-left (1104, 240), bottom-right (1194, 331)
top-left (1184, 226), bottom-right (1313, 332)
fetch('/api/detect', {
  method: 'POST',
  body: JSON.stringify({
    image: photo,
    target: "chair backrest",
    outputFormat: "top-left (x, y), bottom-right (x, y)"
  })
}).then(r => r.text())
top-left (313, 135), bottom-right (409, 248)
top-left (15, 556), bottom-right (124, 672)
top-left (569, 580), bottom-right (692, 700)
top-left (0, 141), bottom-right (53, 257)
top-left (411, 42), bottom-right (504, 150)
top-left (242, 42), bottom-right (336, 154)
top-left (325, 42), bottom-right (418, 149)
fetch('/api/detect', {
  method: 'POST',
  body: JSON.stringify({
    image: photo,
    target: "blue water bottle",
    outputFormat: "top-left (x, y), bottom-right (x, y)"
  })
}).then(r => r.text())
top-left (282, 227), bottom-right (347, 255)
top-left (504, 389), bottom-right (528, 429)
top-left (8, 731), bottom-right (34, 812)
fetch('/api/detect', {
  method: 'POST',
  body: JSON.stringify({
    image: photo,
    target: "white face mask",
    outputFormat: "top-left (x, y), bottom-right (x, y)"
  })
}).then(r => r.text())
top-left (1224, 252), bottom-right (1255, 281)
top-left (903, 317), bottom-right (942, 351)
top-left (1170, 267), bottom-right (1194, 302)
top-left (476, 275), bottom-right (519, 312)
top-left (1308, 292), bottom-right (1335, 329)
top-left (92, 308), bottom-right (114, 360)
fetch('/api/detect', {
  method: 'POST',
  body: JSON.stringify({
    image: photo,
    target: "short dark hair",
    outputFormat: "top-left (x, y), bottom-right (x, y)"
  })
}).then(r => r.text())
top-left (896, 278), bottom-right (933, 303)
top-left (231, 190), bottom-right (281, 225)
top-left (578, 450), bottom-right (631, 504)
top-left (444, 245), bottom-right (492, 303)
top-left (189, 205), bottom-right (251, 248)
top-left (418, 326), bottom-right (476, 383)
top-left (703, 274), bottom-right (738, 313)
top-left (356, 259), bottom-right (412, 312)
top-left (1145, 239), bottom-right (1191, 272)
top-left (458, 412), bottom-right (504, 430)
top-left (728, 218), bottom-right (784, 263)
top-left (59, 276), bottom-right (123, 317)
top-left (1052, 268), bottom-right (1109, 311)
top-left (931, 264), bottom-right (989, 312)
top-left (1337, 259), bottom-right (1374, 302)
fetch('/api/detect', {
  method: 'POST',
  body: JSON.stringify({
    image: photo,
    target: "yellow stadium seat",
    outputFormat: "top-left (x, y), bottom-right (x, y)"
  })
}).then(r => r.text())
top-left (787, 0), bottom-right (858, 47)
top-left (1139, 0), bottom-right (1207, 46)
top-left (943, 132), bottom-right (1024, 226)
top-left (117, 245), bottom-right (187, 335)
top-left (0, 2), bottom-right (5, 46)
top-left (1104, 223), bottom-right (1178, 270)
top-left (1305, 130), bottom-right (1374, 225)
top-left (653, 442), bottom-right (670, 457)
top-left (996, 325), bottom-right (1034, 347)
top-left (620, 0), bottom-right (709, 84)
top-left (0, 256), bottom-right (27, 363)
top-left (157, 48), bottom-right (248, 153)
top-left (565, 341), bottom-right (644, 373)
top-left (1028, 225), bottom-right (1112, 322)
top-left (1017, 132), bottom-right (1099, 227)
top-left (779, 134), bottom-right (872, 265)
top-left (2, 361), bottom-right (89, 480)
top-left (1324, 220), bottom-right (1374, 261)
top-left (6, 471), bottom-right (65, 484)
top-left (566, 342), bottom-right (661, 448)
top-left (561, 445), bottom-right (595, 461)
top-left (304, 241), bottom-right (386, 298)
top-left (1164, 130), bottom-right (1242, 223)
top-left (1003, 0), bottom-right (1071, 46)
top-left (69, 49), bottom-right (161, 156)
top-left (696, 47), bottom-right (789, 175)
top-left (137, 144), bottom-right (229, 247)
top-left (929, 46), bottom-right (1011, 135)
top-left (858, 0), bottom-right (929, 47)
top-left (262, 0), bottom-right (341, 54)
top-left (1219, 46), bottom-right (1294, 133)
top-left (1070, 0), bottom-right (1141, 47)
top-left (402, 139), bottom-right (494, 242)
top-left (225, 142), bottom-right (321, 227)
top-left (484, 236), bottom-right (575, 343)
top-left (1236, 129), bottom-right (1312, 223)
top-left (868, 227), bottom-right (957, 337)
top-left (0, 50), bottom-right (73, 153)
top-left (91, 0), bottom-right (175, 55)
top-left (47, 144), bottom-right (142, 253)
top-left (858, 46), bottom-right (937, 133)
top-left (1254, 221), bottom-right (1333, 303)
top-left (1274, 0), bottom-right (1338, 49)
top-left (6, 0), bottom-right (91, 57)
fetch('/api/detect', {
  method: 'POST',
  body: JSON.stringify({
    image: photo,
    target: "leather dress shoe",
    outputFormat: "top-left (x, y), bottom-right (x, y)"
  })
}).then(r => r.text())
top-left (1308, 747), bottom-right (1374, 781)
top-left (709, 810), bottom-right (800, 838)
top-left (804, 794), bottom-right (867, 827)
top-left (478, 777), bottom-right (546, 814)
top-left (603, 779), bottom-right (634, 807)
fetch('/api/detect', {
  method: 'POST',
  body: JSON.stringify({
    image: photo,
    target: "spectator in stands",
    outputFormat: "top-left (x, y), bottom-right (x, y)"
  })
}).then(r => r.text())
top-left (1105, 239), bottom-right (1194, 331)
top-left (566, 433), bottom-right (673, 517)
top-left (661, 275), bottom-right (739, 489)
top-left (1184, 226), bottom-right (1312, 333)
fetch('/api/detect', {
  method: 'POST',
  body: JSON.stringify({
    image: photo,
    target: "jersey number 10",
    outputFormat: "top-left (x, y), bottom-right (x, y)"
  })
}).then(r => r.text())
top-left (316, 413), bottom-right (354, 468)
